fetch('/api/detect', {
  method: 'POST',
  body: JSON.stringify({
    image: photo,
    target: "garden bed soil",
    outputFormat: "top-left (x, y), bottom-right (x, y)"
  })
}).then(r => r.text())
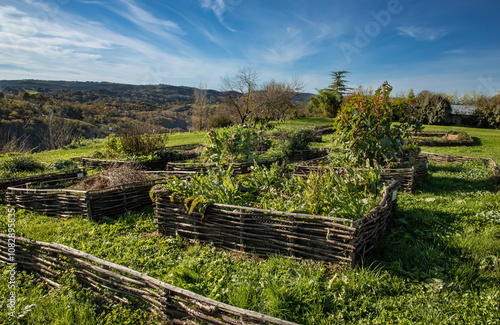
top-left (152, 180), bottom-right (399, 265)
top-left (0, 234), bottom-right (297, 325)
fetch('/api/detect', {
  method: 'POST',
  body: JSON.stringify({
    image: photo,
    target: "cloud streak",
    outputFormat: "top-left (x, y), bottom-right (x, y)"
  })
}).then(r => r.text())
top-left (200, 0), bottom-right (236, 32)
top-left (397, 25), bottom-right (448, 41)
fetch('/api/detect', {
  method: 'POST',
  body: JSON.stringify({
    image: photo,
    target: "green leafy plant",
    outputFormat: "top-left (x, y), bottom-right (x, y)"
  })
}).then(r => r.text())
top-left (48, 159), bottom-right (79, 171)
top-left (160, 162), bottom-right (383, 220)
top-left (272, 128), bottom-right (315, 156)
top-left (0, 153), bottom-right (46, 176)
top-left (201, 125), bottom-right (257, 164)
top-left (333, 81), bottom-right (421, 166)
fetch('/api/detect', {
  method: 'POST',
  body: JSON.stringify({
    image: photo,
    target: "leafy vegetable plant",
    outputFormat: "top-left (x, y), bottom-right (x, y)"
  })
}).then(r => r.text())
top-left (160, 161), bottom-right (384, 220)
top-left (333, 81), bottom-right (422, 166)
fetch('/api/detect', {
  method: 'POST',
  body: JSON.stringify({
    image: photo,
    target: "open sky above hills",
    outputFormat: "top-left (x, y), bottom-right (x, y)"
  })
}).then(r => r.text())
top-left (1, 0), bottom-right (499, 95)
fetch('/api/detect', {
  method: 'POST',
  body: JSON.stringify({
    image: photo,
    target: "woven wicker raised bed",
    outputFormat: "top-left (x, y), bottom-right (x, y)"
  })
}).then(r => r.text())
top-left (0, 168), bottom-right (86, 193)
top-left (81, 152), bottom-right (199, 171)
top-left (6, 178), bottom-right (161, 221)
top-left (285, 148), bottom-right (329, 163)
top-left (407, 132), bottom-right (474, 147)
top-left (166, 158), bottom-right (281, 175)
top-left (152, 180), bottom-right (399, 265)
top-left (293, 156), bottom-right (428, 193)
top-left (0, 234), bottom-right (297, 325)
top-left (422, 152), bottom-right (500, 179)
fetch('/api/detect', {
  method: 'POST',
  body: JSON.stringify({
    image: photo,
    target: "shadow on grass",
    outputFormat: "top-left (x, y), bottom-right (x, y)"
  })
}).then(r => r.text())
top-left (414, 163), bottom-right (498, 194)
top-left (472, 136), bottom-right (483, 146)
top-left (366, 160), bottom-right (499, 287)
top-left (368, 205), bottom-right (460, 279)
top-left (416, 175), bottom-right (497, 195)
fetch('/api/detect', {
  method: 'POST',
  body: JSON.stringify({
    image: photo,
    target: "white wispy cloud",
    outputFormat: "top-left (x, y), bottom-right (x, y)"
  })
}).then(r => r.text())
top-left (200, 0), bottom-right (236, 32)
top-left (115, 0), bottom-right (183, 34)
top-left (397, 25), bottom-right (448, 41)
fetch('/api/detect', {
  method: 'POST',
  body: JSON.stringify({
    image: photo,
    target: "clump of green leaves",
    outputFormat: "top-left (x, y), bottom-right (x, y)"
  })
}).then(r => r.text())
top-left (333, 81), bottom-right (421, 166)
top-left (271, 128), bottom-right (315, 156)
top-left (48, 159), bottom-right (79, 171)
top-left (162, 167), bottom-right (254, 214)
top-left (201, 125), bottom-right (257, 164)
top-left (0, 153), bottom-right (46, 177)
top-left (160, 162), bottom-right (383, 220)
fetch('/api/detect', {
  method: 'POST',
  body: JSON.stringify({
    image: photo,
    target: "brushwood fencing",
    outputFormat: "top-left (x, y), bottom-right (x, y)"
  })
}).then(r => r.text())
top-left (422, 152), bottom-right (500, 180)
top-left (152, 180), bottom-right (399, 265)
top-left (293, 156), bottom-right (428, 193)
top-left (0, 169), bottom-right (86, 193)
top-left (0, 234), bottom-right (297, 325)
top-left (6, 178), bottom-right (160, 221)
top-left (166, 158), bottom-right (281, 175)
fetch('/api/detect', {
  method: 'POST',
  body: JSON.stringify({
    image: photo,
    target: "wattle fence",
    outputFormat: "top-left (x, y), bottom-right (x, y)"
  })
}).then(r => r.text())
top-left (152, 180), bottom-right (399, 265)
top-left (293, 156), bottom-right (428, 193)
top-left (0, 234), bottom-right (297, 325)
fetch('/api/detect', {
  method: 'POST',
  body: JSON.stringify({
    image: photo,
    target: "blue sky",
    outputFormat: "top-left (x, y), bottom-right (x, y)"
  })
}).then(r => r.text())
top-left (1, 0), bottom-right (499, 95)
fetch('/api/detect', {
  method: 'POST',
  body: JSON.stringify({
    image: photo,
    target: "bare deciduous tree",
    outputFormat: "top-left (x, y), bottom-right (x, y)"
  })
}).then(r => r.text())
top-left (220, 66), bottom-right (259, 125)
top-left (39, 109), bottom-right (77, 150)
top-left (191, 83), bottom-right (209, 131)
top-left (254, 77), bottom-right (305, 122)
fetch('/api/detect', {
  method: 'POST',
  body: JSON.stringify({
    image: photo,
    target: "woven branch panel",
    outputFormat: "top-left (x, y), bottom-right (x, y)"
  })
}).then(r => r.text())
top-left (6, 179), bottom-right (160, 221)
top-left (407, 132), bottom-right (474, 147)
top-left (153, 181), bottom-right (399, 265)
top-left (166, 159), bottom-right (280, 175)
top-left (0, 235), bottom-right (297, 325)
top-left (285, 149), bottom-right (329, 164)
top-left (422, 152), bottom-right (500, 179)
top-left (81, 152), bottom-right (199, 171)
top-left (293, 157), bottom-right (428, 193)
top-left (0, 169), bottom-right (86, 193)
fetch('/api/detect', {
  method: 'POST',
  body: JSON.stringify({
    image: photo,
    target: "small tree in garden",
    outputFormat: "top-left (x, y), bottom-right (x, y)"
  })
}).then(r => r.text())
top-left (308, 70), bottom-right (350, 118)
top-left (415, 91), bottom-right (452, 125)
top-left (333, 81), bottom-right (421, 166)
top-left (476, 92), bottom-right (500, 129)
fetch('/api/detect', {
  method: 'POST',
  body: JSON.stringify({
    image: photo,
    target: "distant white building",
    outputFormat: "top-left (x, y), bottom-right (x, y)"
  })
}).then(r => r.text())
top-left (450, 105), bottom-right (477, 124)
top-left (451, 105), bottom-right (476, 115)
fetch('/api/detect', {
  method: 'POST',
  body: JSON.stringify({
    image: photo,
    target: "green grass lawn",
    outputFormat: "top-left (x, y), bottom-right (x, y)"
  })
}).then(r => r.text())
top-left (418, 124), bottom-right (500, 164)
top-left (27, 131), bottom-right (206, 163)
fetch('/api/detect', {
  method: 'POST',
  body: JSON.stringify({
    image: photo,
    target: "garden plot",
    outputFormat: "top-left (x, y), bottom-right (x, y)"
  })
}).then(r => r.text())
top-left (0, 168), bottom-right (86, 193)
top-left (152, 165), bottom-right (399, 265)
top-left (408, 131), bottom-right (474, 146)
top-left (6, 166), bottom-right (168, 221)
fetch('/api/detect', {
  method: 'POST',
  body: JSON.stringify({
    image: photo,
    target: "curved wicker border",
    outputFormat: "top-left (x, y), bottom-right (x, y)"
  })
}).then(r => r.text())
top-left (152, 180), bottom-right (399, 265)
top-left (408, 132), bottom-right (474, 147)
top-left (166, 158), bottom-right (281, 175)
top-left (293, 156), bottom-right (428, 193)
top-left (0, 234), bottom-right (297, 325)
